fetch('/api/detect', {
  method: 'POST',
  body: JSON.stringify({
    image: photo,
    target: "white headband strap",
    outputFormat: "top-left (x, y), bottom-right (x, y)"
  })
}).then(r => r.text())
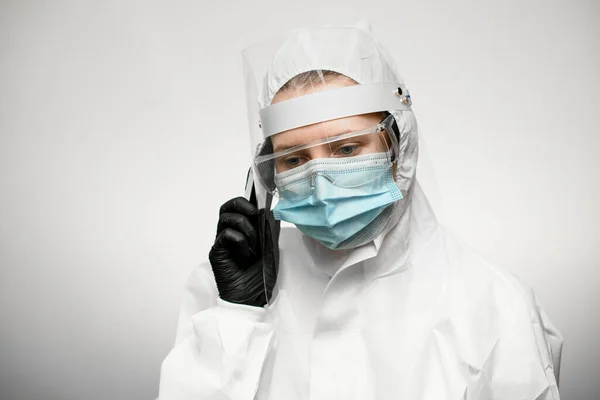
top-left (259, 82), bottom-right (411, 138)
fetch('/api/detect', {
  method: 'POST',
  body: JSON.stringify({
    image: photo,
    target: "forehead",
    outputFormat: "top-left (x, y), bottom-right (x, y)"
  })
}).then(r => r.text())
top-left (269, 77), bottom-right (382, 152)
top-left (270, 113), bottom-right (382, 152)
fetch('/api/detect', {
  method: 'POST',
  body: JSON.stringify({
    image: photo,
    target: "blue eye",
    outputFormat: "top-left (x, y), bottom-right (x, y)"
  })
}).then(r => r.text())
top-left (338, 145), bottom-right (358, 156)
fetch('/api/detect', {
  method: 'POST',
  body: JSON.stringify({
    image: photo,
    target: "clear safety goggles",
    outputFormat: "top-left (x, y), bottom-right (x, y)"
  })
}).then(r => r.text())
top-left (253, 114), bottom-right (399, 199)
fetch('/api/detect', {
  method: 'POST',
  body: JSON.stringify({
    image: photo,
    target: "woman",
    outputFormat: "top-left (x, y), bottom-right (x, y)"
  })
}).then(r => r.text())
top-left (158, 23), bottom-right (562, 400)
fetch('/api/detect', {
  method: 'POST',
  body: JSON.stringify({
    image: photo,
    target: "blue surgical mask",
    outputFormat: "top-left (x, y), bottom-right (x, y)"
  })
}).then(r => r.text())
top-left (272, 153), bottom-right (403, 249)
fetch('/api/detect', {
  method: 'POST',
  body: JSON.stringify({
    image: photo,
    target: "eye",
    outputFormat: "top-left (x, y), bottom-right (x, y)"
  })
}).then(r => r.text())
top-left (336, 144), bottom-right (359, 156)
top-left (282, 156), bottom-right (306, 168)
top-left (286, 157), bottom-right (300, 166)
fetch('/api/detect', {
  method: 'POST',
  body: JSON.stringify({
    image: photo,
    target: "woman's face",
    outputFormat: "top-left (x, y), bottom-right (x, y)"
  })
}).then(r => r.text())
top-left (270, 80), bottom-right (389, 174)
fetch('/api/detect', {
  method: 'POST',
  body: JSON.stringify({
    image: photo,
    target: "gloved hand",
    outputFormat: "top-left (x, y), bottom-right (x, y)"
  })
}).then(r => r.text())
top-left (208, 196), bottom-right (280, 307)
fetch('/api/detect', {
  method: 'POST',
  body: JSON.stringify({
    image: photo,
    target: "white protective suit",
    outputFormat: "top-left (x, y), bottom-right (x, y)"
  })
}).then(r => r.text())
top-left (158, 24), bottom-right (563, 400)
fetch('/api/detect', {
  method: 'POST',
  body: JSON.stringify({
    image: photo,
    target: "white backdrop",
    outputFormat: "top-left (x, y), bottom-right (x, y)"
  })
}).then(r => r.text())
top-left (0, 1), bottom-right (598, 399)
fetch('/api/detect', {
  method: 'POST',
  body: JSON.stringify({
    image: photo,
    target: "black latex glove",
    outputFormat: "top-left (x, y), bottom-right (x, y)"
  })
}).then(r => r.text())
top-left (208, 196), bottom-right (280, 307)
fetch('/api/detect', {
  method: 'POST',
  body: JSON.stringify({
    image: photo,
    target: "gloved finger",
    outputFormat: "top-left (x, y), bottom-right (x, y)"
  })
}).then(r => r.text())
top-left (212, 227), bottom-right (255, 261)
top-left (219, 197), bottom-right (258, 217)
top-left (217, 213), bottom-right (258, 250)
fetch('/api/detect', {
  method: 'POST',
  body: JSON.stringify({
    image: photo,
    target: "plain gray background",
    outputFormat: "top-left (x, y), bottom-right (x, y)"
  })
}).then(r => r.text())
top-left (1, 0), bottom-right (598, 399)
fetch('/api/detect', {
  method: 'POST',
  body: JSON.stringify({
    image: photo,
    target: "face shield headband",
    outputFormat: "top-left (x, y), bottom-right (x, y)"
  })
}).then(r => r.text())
top-left (258, 82), bottom-right (412, 139)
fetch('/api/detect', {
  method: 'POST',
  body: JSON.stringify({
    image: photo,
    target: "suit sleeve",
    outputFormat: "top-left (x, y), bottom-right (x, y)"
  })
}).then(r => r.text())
top-left (157, 262), bottom-right (275, 400)
top-left (486, 282), bottom-right (563, 400)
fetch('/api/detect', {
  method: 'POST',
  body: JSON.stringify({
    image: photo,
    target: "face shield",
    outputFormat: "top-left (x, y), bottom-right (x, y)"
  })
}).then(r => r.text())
top-left (242, 25), bottom-right (414, 208)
